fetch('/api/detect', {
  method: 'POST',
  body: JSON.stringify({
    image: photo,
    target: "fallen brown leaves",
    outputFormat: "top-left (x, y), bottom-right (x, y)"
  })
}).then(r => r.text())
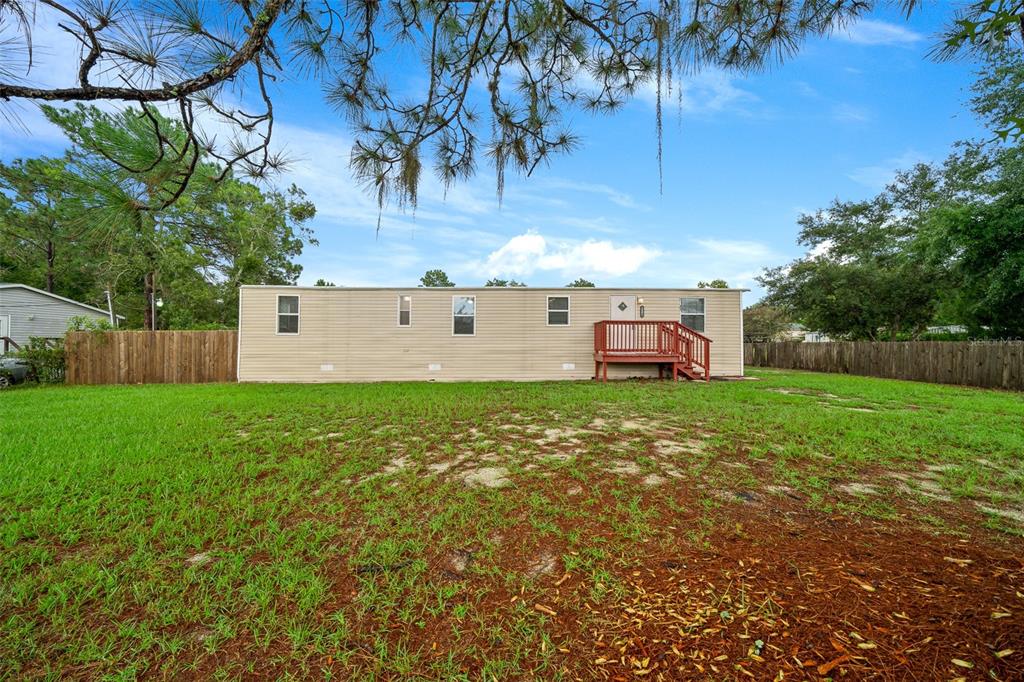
top-left (560, 500), bottom-right (1024, 681)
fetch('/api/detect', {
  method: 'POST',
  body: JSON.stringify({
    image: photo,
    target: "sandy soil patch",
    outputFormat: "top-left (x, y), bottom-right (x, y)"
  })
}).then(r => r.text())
top-left (460, 467), bottom-right (511, 488)
top-left (526, 551), bottom-right (560, 578)
top-left (186, 552), bottom-right (212, 567)
top-left (839, 482), bottom-right (880, 496)
top-left (605, 460), bottom-right (643, 476)
top-left (975, 503), bottom-right (1024, 525)
top-left (653, 439), bottom-right (706, 456)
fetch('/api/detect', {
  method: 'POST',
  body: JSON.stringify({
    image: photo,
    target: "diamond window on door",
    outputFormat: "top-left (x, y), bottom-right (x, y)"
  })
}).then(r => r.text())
top-left (617, 301), bottom-right (628, 311)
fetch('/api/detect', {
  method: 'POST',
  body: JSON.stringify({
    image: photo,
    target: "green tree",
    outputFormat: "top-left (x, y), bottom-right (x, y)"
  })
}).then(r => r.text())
top-left (743, 304), bottom-right (790, 342)
top-left (314, 279), bottom-right (336, 287)
top-left (761, 45), bottom-right (1024, 340)
top-left (484, 278), bottom-right (526, 287)
top-left (970, 49), bottom-right (1024, 142)
top-left (160, 179), bottom-right (317, 327)
top-left (0, 157), bottom-right (93, 295)
top-left (925, 145), bottom-right (1024, 336)
top-left (2, 105), bottom-right (316, 330)
top-left (915, 50), bottom-right (1024, 336)
top-left (420, 270), bottom-right (455, 287)
top-left (697, 279), bottom-right (729, 288)
top-left (566, 278), bottom-right (595, 287)
top-left (42, 103), bottom-right (214, 330)
top-left (759, 166), bottom-right (950, 340)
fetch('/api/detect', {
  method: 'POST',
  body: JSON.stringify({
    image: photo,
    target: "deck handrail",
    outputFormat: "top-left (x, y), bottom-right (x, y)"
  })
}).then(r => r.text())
top-left (676, 323), bottom-right (711, 380)
top-left (594, 320), bottom-right (711, 380)
top-left (594, 320), bottom-right (682, 355)
top-left (1, 336), bottom-right (20, 354)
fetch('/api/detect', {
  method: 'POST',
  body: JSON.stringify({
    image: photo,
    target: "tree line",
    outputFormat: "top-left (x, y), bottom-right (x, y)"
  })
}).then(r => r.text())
top-left (0, 106), bottom-right (316, 330)
top-left (750, 50), bottom-right (1024, 342)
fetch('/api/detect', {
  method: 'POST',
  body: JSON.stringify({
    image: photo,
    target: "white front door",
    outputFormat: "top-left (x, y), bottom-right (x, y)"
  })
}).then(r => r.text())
top-left (609, 295), bottom-right (637, 320)
top-left (0, 315), bottom-right (9, 340)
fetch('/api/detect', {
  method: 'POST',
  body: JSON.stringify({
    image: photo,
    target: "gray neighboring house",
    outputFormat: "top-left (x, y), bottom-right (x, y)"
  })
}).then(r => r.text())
top-left (0, 283), bottom-right (119, 349)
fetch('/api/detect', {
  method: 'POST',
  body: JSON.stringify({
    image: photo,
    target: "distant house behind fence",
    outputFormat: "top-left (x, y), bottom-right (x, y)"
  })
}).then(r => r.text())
top-left (0, 283), bottom-right (119, 349)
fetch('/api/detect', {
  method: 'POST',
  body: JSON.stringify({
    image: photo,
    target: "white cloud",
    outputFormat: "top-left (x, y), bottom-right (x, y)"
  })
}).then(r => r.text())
top-left (808, 239), bottom-right (834, 258)
top-left (839, 19), bottom-right (923, 46)
top-left (636, 68), bottom-right (759, 116)
top-left (615, 237), bottom-right (778, 296)
top-left (794, 81), bottom-right (820, 98)
top-left (571, 67), bottom-right (758, 118)
top-left (832, 103), bottom-right (871, 123)
top-left (539, 178), bottom-right (648, 211)
top-left (848, 150), bottom-right (928, 190)
top-left (474, 230), bottom-right (660, 279)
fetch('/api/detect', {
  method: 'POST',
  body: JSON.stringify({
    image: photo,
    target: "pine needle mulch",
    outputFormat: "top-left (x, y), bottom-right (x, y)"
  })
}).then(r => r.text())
top-left (540, 502), bottom-right (1023, 680)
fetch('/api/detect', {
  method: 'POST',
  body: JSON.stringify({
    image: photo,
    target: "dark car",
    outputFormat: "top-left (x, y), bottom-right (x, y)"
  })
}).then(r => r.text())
top-left (0, 355), bottom-right (30, 388)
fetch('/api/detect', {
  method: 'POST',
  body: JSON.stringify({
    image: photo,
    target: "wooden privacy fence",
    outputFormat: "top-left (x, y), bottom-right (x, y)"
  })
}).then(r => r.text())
top-left (744, 341), bottom-right (1024, 391)
top-left (65, 330), bottom-right (238, 385)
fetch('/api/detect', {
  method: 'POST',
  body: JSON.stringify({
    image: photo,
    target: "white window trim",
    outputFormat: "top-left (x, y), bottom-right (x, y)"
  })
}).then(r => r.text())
top-left (276, 294), bottom-right (300, 335)
top-left (680, 296), bottom-right (706, 333)
top-left (397, 294), bottom-right (412, 327)
top-left (452, 295), bottom-right (476, 337)
top-left (546, 295), bottom-right (570, 326)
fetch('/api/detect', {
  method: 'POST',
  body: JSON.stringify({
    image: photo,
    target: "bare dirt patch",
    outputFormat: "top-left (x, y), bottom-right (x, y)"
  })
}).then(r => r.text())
top-left (653, 438), bottom-right (706, 457)
top-left (890, 472), bottom-right (954, 502)
top-left (460, 466), bottom-right (511, 488)
top-left (526, 551), bottom-right (560, 578)
top-left (976, 503), bottom-right (1024, 525)
top-left (185, 551), bottom-right (212, 567)
top-left (839, 482), bottom-right (881, 496)
top-left (605, 460), bottom-right (642, 476)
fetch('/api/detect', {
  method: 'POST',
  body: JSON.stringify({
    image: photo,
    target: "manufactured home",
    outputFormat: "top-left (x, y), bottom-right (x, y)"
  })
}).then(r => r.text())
top-left (237, 286), bottom-right (745, 382)
top-left (0, 283), bottom-right (119, 351)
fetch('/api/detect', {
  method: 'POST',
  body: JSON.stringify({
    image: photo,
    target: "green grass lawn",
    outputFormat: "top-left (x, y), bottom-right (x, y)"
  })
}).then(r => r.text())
top-left (2, 371), bottom-right (1023, 680)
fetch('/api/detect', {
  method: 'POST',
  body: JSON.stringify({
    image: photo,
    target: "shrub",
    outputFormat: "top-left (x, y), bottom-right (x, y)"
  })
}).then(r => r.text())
top-left (67, 316), bottom-right (114, 332)
top-left (18, 338), bottom-right (65, 384)
top-left (184, 322), bottom-right (233, 331)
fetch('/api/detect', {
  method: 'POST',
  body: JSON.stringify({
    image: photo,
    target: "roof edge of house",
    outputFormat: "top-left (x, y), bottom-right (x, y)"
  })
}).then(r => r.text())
top-left (239, 284), bottom-right (752, 292)
top-left (0, 283), bottom-right (126, 319)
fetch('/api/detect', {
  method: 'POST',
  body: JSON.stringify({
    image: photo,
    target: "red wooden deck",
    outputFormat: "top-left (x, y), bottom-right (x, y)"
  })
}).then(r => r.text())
top-left (593, 320), bottom-right (711, 382)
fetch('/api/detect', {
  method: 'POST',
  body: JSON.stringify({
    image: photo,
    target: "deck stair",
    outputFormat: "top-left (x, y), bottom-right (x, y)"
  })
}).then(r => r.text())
top-left (593, 320), bottom-right (711, 382)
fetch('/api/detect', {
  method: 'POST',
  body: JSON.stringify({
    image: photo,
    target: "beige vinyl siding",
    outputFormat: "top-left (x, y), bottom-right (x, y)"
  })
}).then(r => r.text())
top-left (238, 287), bottom-right (743, 382)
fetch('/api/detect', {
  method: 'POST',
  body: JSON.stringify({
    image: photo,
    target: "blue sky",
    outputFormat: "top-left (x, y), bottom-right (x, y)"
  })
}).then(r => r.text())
top-left (0, 4), bottom-right (986, 299)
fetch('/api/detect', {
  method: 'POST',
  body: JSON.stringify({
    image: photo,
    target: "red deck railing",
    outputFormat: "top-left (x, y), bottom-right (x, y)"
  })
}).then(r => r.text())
top-left (593, 320), bottom-right (679, 355)
top-left (677, 323), bottom-right (711, 378)
top-left (594, 320), bottom-right (711, 380)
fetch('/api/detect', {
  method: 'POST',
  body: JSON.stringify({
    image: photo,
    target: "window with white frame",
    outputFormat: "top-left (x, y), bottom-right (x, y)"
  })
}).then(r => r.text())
top-left (398, 295), bottom-right (412, 326)
top-left (547, 296), bottom-right (569, 325)
top-left (277, 295), bottom-right (299, 334)
top-left (452, 295), bottom-right (475, 335)
top-left (680, 297), bottom-right (705, 332)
